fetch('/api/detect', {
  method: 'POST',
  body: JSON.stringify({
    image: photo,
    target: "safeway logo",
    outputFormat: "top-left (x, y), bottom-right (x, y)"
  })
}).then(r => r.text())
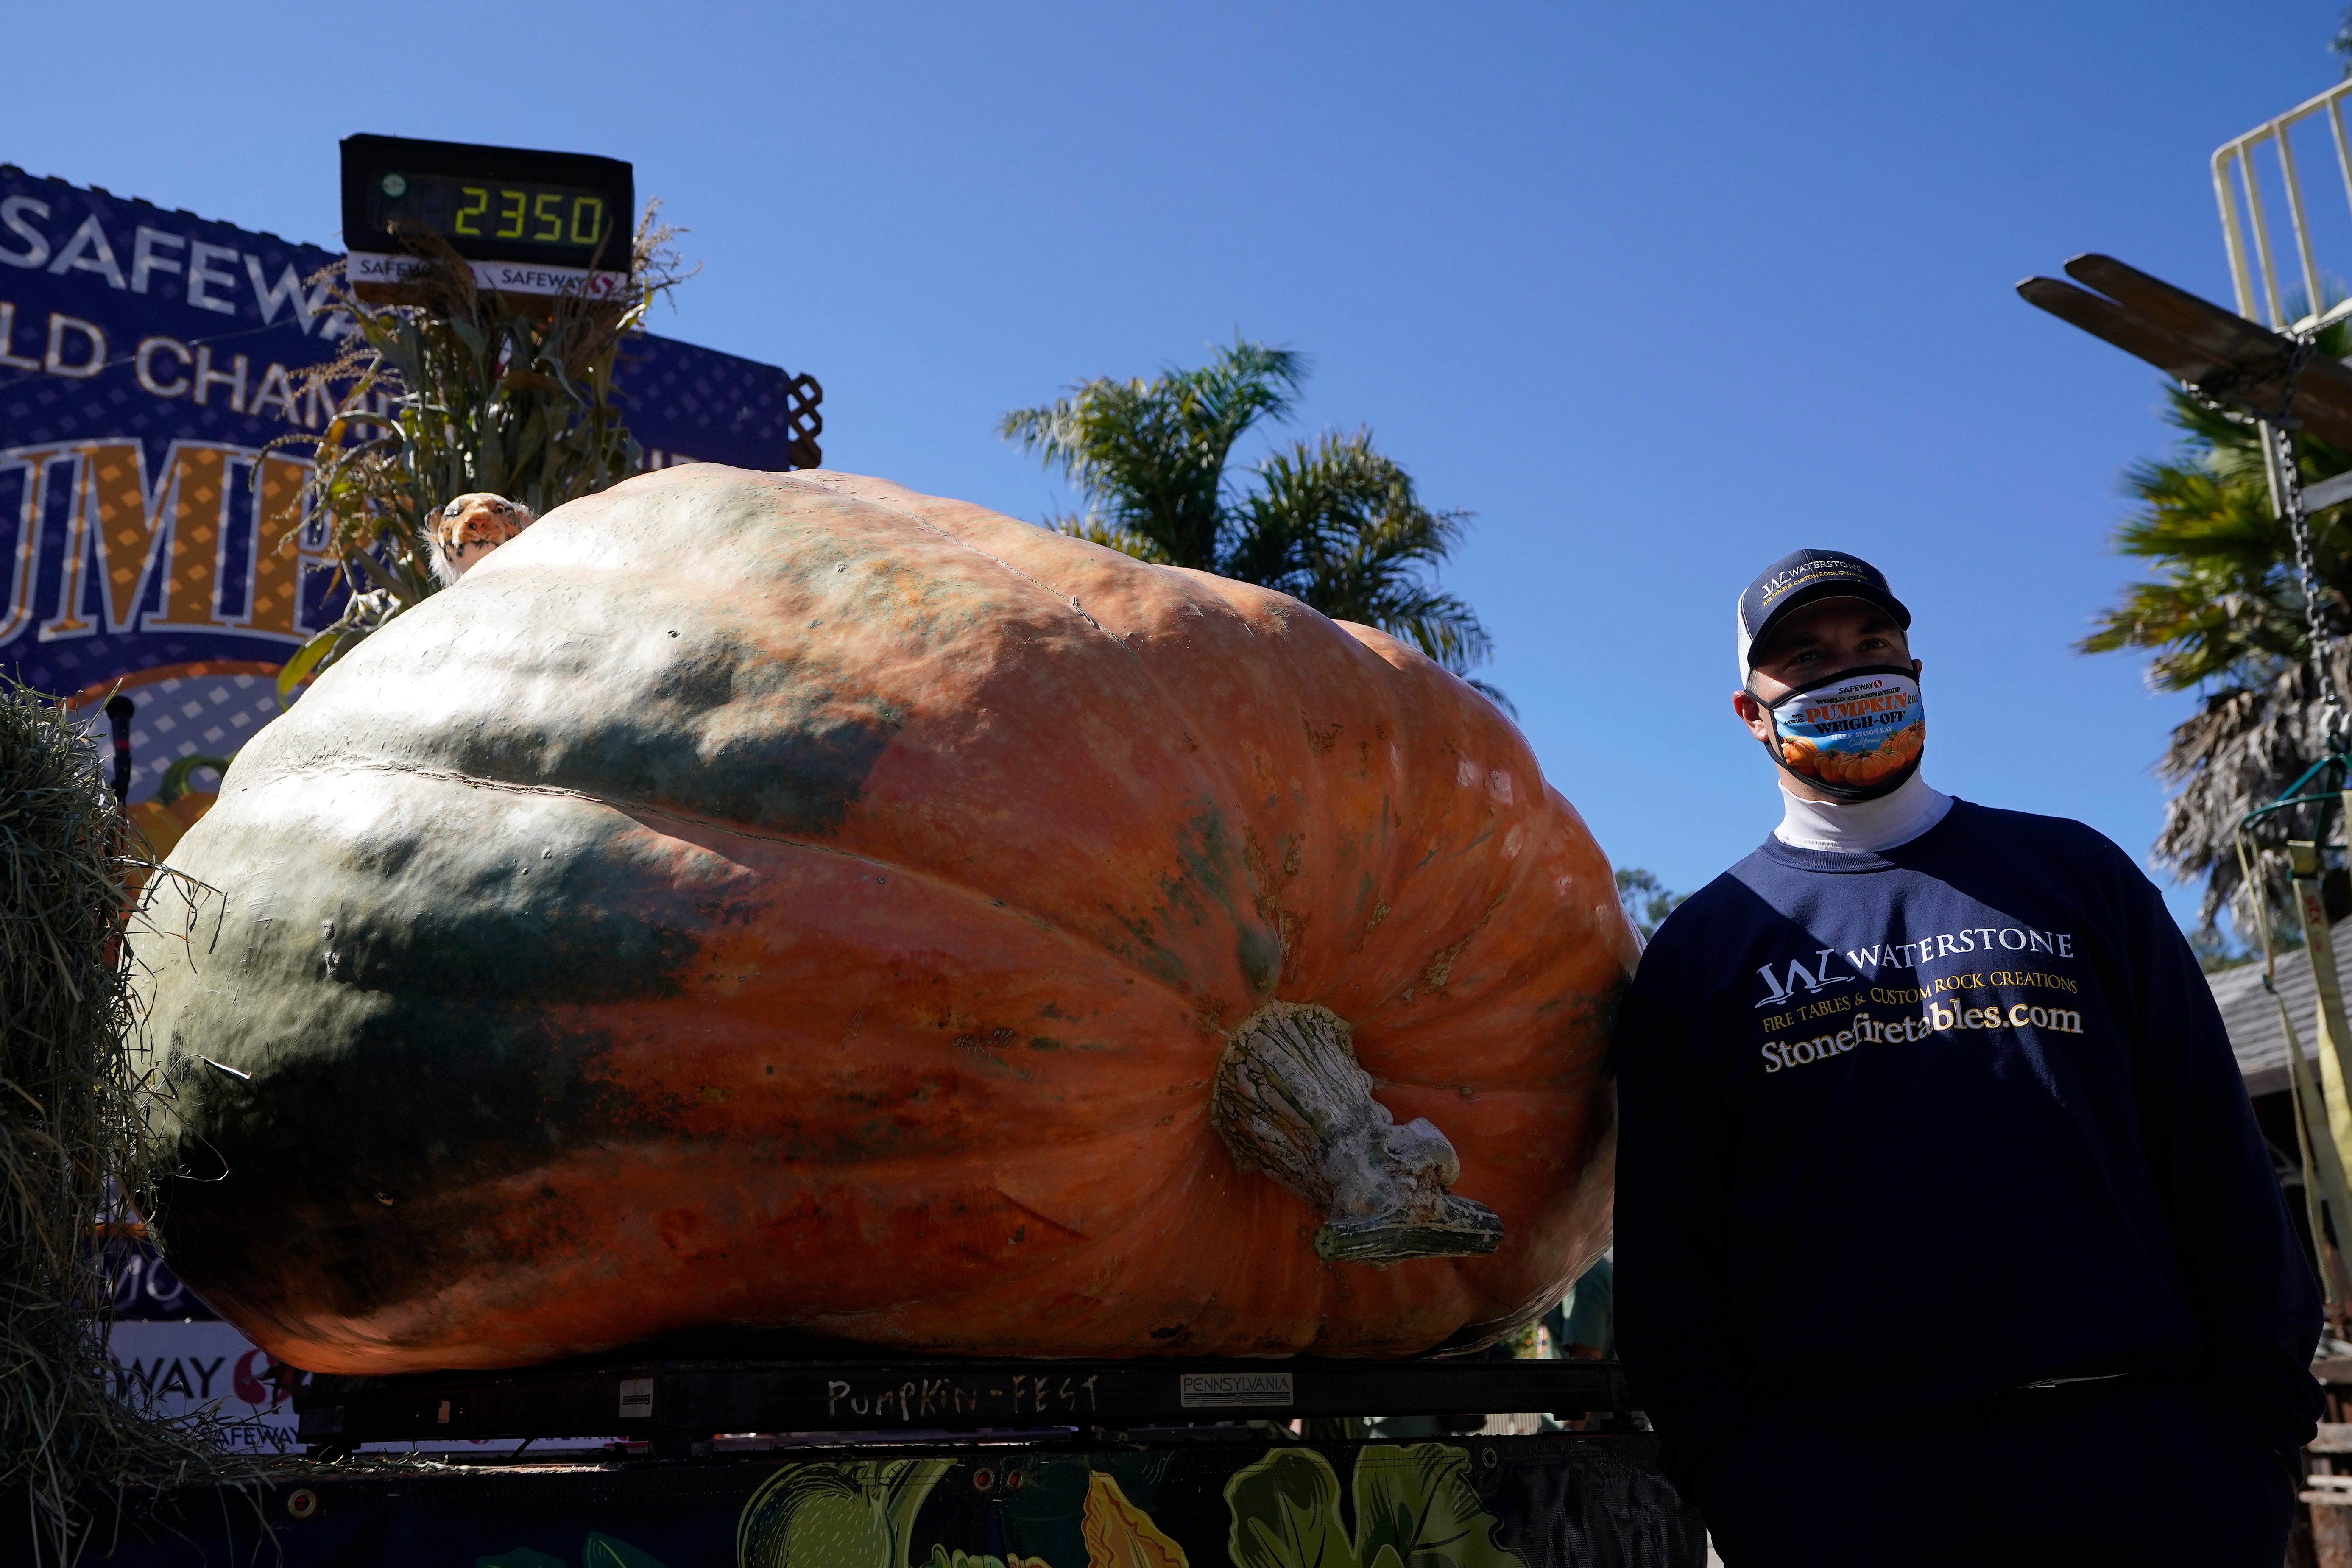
top-left (1755, 947), bottom-right (1855, 1008)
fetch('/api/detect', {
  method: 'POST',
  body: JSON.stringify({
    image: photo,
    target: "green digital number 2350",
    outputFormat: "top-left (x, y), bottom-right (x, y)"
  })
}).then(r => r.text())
top-left (454, 185), bottom-right (488, 236)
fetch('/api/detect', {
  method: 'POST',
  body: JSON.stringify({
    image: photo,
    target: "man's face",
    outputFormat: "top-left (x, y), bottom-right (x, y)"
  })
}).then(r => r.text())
top-left (1731, 600), bottom-right (1919, 787)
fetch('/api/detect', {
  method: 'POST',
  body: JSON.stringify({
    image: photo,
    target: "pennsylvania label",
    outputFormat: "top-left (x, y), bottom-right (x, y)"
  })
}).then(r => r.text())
top-left (1179, 1371), bottom-right (1294, 1409)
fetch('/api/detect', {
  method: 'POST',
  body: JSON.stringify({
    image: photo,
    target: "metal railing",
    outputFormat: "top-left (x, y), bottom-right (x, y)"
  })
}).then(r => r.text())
top-left (2215, 78), bottom-right (2352, 332)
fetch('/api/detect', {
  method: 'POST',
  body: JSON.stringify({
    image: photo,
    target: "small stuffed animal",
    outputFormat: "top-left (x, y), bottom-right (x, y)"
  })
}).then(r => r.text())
top-left (424, 493), bottom-right (536, 587)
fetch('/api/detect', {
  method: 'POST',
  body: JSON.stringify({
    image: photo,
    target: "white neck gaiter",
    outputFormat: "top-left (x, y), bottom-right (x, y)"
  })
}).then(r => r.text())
top-left (1774, 770), bottom-right (1952, 854)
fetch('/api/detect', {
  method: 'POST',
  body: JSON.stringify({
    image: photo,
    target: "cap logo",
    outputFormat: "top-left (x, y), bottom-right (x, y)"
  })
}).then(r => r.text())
top-left (1756, 558), bottom-right (1868, 608)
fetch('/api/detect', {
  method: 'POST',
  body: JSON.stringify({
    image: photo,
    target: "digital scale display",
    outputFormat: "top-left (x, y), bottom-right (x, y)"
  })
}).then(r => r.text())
top-left (367, 171), bottom-right (614, 254)
top-left (340, 135), bottom-right (634, 293)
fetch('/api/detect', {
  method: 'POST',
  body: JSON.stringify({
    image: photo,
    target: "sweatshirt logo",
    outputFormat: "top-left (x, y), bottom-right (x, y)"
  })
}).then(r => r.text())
top-left (1754, 948), bottom-right (1855, 1008)
top-left (1763, 1000), bottom-right (2087, 1074)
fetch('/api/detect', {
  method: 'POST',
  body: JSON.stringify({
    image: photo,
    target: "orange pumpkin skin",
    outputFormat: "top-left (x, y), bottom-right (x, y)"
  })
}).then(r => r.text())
top-left (140, 467), bottom-right (1636, 1374)
top-left (125, 791), bottom-right (215, 897)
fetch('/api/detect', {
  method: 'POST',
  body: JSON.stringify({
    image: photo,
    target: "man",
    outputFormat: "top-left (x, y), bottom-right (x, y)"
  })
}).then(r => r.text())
top-left (1546, 1252), bottom-right (1614, 1361)
top-left (1615, 548), bottom-right (2322, 1565)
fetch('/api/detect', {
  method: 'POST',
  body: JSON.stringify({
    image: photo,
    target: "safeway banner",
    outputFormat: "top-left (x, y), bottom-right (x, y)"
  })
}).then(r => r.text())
top-left (0, 165), bottom-right (817, 806)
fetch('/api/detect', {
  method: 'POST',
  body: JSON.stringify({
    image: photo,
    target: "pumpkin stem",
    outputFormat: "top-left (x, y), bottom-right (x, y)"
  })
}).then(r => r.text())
top-left (1210, 1000), bottom-right (1504, 1267)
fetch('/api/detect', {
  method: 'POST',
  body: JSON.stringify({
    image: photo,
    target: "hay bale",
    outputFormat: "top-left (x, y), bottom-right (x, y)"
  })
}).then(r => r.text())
top-left (0, 678), bottom-right (229, 1554)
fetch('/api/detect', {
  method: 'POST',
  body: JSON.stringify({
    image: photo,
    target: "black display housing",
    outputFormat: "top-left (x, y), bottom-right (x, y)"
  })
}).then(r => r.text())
top-left (340, 134), bottom-right (634, 271)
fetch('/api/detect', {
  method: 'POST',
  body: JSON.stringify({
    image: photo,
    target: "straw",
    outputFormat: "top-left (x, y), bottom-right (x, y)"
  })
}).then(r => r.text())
top-left (0, 678), bottom-right (271, 1558)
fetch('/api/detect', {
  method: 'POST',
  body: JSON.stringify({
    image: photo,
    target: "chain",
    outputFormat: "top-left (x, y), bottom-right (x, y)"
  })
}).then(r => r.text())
top-left (2280, 422), bottom-right (2341, 746)
top-left (2262, 332), bottom-right (2346, 757)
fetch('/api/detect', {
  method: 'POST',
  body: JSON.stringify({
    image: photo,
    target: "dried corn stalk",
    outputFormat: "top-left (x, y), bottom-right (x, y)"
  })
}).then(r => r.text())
top-left (270, 212), bottom-right (689, 698)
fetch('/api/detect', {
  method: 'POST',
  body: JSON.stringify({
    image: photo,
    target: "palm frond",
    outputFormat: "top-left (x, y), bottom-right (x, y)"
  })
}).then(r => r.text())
top-left (1466, 677), bottom-right (1520, 718)
top-left (1049, 511), bottom-right (1176, 564)
top-left (1232, 430), bottom-right (1494, 675)
top-left (999, 338), bottom-right (1306, 569)
top-left (2150, 644), bottom-right (2351, 930)
top-left (2077, 402), bottom-right (2349, 691)
top-left (1001, 344), bottom-right (1501, 703)
top-left (2085, 303), bottom-right (2352, 926)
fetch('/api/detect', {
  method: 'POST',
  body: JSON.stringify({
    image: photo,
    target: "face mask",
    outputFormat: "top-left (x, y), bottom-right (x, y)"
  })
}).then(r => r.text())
top-left (1749, 665), bottom-right (1925, 802)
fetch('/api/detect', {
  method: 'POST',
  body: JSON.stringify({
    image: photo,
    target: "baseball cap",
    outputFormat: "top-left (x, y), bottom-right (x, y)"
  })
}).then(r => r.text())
top-left (1735, 549), bottom-right (1911, 676)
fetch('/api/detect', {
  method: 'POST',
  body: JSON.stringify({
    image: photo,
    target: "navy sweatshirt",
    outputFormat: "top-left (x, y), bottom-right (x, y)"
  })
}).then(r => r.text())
top-left (1615, 800), bottom-right (2321, 1495)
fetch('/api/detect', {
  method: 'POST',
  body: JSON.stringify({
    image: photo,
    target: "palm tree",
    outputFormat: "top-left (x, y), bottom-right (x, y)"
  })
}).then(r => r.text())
top-left (1615, 868), bottom-right (1685, 941)
top-left (1000, 340), bottom-right (1502, 704)
top-left (2082, 321), bottom-right (2352, 932)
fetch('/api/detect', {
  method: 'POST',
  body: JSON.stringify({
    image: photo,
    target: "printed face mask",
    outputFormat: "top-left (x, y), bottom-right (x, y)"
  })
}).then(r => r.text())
top-left (1752, 665), bottom-right (1925, 802)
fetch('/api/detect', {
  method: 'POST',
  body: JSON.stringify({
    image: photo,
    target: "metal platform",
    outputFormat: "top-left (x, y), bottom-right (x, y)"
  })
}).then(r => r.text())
top-left (294, 1347), bottom-right (1634, 1448)
top-left (2017, 252), bottom-right (2352, 451)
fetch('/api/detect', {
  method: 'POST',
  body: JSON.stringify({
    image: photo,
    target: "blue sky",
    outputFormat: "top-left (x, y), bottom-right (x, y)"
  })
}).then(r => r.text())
top-left (9, 0), bottom-right (2345, 927)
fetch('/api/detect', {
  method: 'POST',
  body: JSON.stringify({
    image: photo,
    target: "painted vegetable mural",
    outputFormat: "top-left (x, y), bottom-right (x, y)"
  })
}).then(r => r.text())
top-left (469, 1442), bottom-right (1532, 1568)
top-left (139, 466), bottom-right (1632, 1373)
top-left (126, 754), bottom-right (228, 861)
top-left (733, 1446), bottom-right (1526, 1568)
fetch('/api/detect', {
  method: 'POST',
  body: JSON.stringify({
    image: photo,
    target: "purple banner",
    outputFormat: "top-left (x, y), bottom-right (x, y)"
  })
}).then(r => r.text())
top-left (0, 165), bottom-right (815, 809)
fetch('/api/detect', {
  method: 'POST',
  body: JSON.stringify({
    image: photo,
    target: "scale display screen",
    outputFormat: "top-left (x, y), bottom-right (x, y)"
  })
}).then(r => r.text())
top-left (340, 135), bottom-right (633, 271)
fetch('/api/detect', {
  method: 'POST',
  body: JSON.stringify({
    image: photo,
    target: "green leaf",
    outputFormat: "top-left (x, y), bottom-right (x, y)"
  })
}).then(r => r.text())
top-left (275, 628), bottom-right (343, 706)
top-left (346, 544), bottom-right (409, 600)
top-left (1350, 1445), bottom-right (1526, 1568)
top-left (1222, 1449), bottom-right (1355, 1568)
top-left (736, 1459), bottom-right (955, 1568)
top-left (447, 316), bottom-right (489, 364)
top-left (926, 1549), bottom-right (1007, 1568)
top-left (879, 1457), bottom-right (957, 1564)
top-left (738, 1466), bottom-right (891, 1568)
top-left (156, 754), bottom-right (233, 804)
top-left (580, 1535), bottom-right (668, 1568)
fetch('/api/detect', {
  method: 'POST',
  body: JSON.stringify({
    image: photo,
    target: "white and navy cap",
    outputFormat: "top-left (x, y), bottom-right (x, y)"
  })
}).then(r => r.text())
top-left (1735, 548), bottom-right (1911, 676)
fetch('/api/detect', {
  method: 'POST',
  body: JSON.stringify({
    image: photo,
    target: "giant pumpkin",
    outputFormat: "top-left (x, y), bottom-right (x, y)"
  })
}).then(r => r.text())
top-left (140, 467), bottom-right (1635, 1374)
